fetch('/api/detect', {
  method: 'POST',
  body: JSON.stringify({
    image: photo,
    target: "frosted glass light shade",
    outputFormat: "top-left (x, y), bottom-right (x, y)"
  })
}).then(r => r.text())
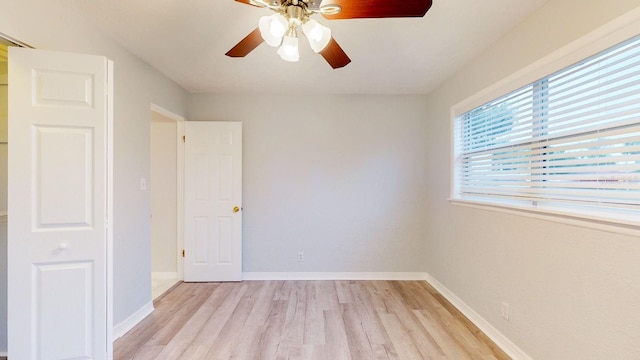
top-left (277, 35), bottom-right (300, 62)
top-left (302, 19), bottom-right (331, 53)
top-left (259, 14), bottom-right (288, 47)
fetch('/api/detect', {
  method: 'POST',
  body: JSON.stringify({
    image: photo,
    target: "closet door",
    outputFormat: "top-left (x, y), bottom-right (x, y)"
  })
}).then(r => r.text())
top-left (8, 47), bottom-right (113, 359)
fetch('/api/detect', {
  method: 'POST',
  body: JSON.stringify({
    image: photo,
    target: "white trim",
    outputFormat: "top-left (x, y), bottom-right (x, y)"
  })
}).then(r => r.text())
top-left (176, 120), bottom-right (185, 281)
top-left (112, 301), bottom-right (154, 340)
top-left (152, 271), bottom-right (179, 280)
top-left (450, 198), bottom-right (640, 237)
top-left (424, 273), bottom-right (532, 360)
top-left (0, 32), bottom-right (33, 48)
top-left (242, 272), bottom-right (429, 281)
top-left (150, 103), bottom-right (185, 122)
top-left (0, 352), bottom-right (6, 357)
top-left (106, 59), bottom-right (115, 359)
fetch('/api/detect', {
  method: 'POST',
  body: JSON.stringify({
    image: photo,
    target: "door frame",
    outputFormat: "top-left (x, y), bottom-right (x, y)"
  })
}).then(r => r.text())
top-left (150, 103), bottom-right (185, 281)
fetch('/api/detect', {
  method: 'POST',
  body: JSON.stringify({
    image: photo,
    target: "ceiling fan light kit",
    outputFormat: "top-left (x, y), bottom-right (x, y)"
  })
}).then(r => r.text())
top-left (227, 0), bottom-right (434, 69)
top-left (277, 29), bottom-right (300, 62)
top-left (258, 4), bottom-right (331, 62)
top-left (302, 19), bottom-right (331, 53)
top-left (259, 13), bottom-right (288, 46)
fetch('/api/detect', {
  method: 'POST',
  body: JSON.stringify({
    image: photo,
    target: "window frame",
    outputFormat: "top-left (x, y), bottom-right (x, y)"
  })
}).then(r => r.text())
top-left (450, 12), bottom-right (640, 233)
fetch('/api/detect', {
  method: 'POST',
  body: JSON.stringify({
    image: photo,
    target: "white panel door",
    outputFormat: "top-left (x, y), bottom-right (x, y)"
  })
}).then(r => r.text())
top-left (8, 47), bottom-right (112, 359)
top-left (184, 122), bottom-right (242, 282)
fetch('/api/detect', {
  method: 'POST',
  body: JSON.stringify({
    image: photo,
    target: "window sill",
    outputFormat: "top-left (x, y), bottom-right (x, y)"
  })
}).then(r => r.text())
top-left (449, 197), bottom-right (640, 237)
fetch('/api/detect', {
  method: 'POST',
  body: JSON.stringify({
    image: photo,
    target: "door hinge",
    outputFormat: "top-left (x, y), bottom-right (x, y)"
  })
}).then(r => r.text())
top-left (182, 135), bottom-right (186, 143)
top-left (182, 249), bottom-right (185, 257)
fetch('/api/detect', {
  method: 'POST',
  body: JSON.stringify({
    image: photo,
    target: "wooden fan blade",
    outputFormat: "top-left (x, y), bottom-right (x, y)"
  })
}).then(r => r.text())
top-left (234, 0), bottom-right (258, 7)
top-left (226, 28), bottom-right (264, 58)
top-left (319, 38), bottom-right (351, 69)
top-left (322, 0), bottom-right (433, 20)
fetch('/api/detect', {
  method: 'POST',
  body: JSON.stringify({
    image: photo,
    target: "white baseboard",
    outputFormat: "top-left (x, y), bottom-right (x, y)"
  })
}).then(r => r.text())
top-left (424, 273), bottom-right (532, 360)
top-left (242, 272), bottom-right (429, 281)
top-left (0, 351), bottom-right (6, 357)
top-left (112, 301), bottom-right (154, 340)
top-left (152, 271), bottom-right (179, 280)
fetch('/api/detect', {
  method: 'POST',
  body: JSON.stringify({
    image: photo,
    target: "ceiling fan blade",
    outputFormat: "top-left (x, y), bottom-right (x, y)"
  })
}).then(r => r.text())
top-left (321, 0), bottom-right (433, 19)
top-left (235, 0), bottom-right (279, 8)
top-left (234, 0), bottom-right (259, 7)
top-left (226, 28), bottom-right (264, 58)
top-left (319, 38), bottom-right (351, 69)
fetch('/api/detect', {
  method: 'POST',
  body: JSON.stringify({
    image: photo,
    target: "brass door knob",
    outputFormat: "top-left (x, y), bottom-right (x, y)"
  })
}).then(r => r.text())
top-left (233, 206), bottom-right (240, 213)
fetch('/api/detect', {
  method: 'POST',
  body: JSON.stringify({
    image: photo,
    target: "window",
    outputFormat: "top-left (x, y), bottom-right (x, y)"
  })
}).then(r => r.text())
top-left (453, 34), bottom-right (640, 225)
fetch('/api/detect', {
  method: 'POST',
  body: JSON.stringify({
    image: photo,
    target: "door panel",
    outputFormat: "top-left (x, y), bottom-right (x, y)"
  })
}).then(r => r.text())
top-left (8, 47), bottom-right (112, 359)
top-left (36, 262), bottom-right (93, 360)
top-left (184, 122), bottom-right (242, 282)
top-left (35, 126), bottom-right (93, 228)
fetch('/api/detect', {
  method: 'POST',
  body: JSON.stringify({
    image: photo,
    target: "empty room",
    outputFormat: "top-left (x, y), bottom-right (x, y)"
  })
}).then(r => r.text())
top-left (1, 0), bottom-right (639, 359)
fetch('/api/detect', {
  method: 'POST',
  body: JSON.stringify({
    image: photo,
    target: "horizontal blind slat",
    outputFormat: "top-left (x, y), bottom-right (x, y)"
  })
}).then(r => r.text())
top-left (456, 33), bottom-right (640, 216)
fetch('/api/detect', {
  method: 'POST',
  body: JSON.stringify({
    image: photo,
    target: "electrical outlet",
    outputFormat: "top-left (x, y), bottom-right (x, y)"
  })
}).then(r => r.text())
top-left (501, 302), bottom-right (510, 321)
top-left (297, 251), bottom-right (304, 262)
top-left (140, 178), bottom-right (148, 191)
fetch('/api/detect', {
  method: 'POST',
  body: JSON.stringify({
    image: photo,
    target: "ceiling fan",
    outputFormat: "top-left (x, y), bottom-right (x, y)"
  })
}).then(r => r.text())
top-left (226, 0), bottom-right (433, 69)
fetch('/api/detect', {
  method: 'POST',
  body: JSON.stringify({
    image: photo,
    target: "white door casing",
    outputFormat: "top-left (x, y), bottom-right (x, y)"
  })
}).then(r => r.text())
top-left (8, 47), bottom-right (112, 359)
top-left (184, 122), bottom-right (242, 282)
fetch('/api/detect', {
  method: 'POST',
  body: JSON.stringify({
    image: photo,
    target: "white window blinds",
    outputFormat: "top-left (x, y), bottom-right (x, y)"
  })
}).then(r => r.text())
top-left (455, 35), bottom-right (640, 221)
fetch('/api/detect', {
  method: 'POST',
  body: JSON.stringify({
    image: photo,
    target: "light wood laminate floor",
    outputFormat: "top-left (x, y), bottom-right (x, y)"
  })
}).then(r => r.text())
top-left (115, 280), bottom-right (510, 360)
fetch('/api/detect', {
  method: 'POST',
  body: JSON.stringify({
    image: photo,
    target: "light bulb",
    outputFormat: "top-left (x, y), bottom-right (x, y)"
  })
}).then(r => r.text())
top-left (277, 35), bottom-right (299, 62)
top-left (306, 25), bottom-right (323, 42)
top-left (302, 19), bottom-right (332, 53)
top-left (259, 13), bottom-right (288, 47)
top-left (269, 19), bottom-right (286, 38)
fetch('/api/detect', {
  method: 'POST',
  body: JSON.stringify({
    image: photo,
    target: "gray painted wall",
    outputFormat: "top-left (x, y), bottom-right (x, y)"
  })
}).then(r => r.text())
top-left (190, 94), bottom-right (429, 273)
top-left (422, 0), bottom-right (640, 358)
top-left (2, 0), bottom-right (640, 358)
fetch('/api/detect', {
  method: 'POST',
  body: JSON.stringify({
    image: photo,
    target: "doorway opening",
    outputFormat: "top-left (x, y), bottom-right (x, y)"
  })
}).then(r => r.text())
top-left (150, 105), bottom-right (184, 300)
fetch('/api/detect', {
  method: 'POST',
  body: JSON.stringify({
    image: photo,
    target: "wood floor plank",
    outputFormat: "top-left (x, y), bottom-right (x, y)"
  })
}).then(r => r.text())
top-left (114, 283), bottom-right (206, 359)
top-left (341, 303), bottom-right (375, 359)
top-left (276, 281), bottom-right (307, 359)
top-left (303, 281), bottom-right (326, 346)
top-left (371, 281), bottom-right (446, 359)
top-left (178, 282), bottom-right (252, 359)
top-left (379, 312), bottom-right (426, 360)
top-left (413, 309), bottom-right (473, 360)
top-left (352, 282), bottom-right (396, 346)
top-left (417, 281), bottom-right (511, 360)
top-left (153, 282), bottom-right (232, 359)
top-left (335, 280), bottom-right (355, 304)
top-left (145, 283), bottom-right (213, 346)
top-left (323, 309), bottom-right (352, 360)
top-left (114, 280), bottom-right (512, 360)
top-left (200, 282), bottom-right (264, 359)
top-left (229, 281), bottom-right (281, 359)
top-left (251, 299), bottom-right (289, 359)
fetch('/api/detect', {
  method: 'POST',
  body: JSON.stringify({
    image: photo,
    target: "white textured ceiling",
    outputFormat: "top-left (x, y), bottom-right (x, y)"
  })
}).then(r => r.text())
top-left (64, 0), bottom-right (548, 95)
